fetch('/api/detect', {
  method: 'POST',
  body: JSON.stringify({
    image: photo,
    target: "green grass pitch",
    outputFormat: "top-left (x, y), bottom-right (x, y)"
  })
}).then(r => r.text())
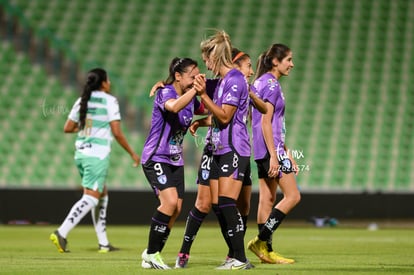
top-left (1, 223), bottom-right (413, 274)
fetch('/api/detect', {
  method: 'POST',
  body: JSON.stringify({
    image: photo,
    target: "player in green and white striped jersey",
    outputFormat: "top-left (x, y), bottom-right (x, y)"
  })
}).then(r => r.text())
top-left (50, 68), bottom-right (140, 253)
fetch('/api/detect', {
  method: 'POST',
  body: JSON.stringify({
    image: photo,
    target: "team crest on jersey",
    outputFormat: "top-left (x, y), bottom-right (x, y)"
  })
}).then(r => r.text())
top-left (183, 115), bottom-right (192, 125)
top-left (267, 78), bottom-right (278, 91)
top-left (281, 158), bottom-right (291, 169)
top-left (201, 169), bottom-right (210, 180)
top-left (157, 175), bottom-right (167, 185)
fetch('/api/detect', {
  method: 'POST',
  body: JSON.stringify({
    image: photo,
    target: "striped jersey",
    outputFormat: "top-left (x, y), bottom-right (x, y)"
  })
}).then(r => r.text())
top-left (68, 91), bottom-right (121, 159)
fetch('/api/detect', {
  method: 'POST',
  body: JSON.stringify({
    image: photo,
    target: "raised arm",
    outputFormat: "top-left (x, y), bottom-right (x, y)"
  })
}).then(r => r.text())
top-left (194, 74), bottom-right (236, 125)
top-left (164, 87), bottom-right (197, 113)
top-left (149, 80), bottom-right (165, 97)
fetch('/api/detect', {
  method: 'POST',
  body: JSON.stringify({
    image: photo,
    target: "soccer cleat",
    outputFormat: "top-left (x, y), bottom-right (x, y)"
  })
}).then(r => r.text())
top-left (141, 260), bottom-right (152, 269)
top-left (98, 243), bottom-right (120, 253)
top-left (215, 256), bottom-right (233, 269)
top-left (141, 249), bottom-right (152, 269)
top-left (50, 230), bottom-right (69, 253)
top-left (175, 253), bottom-right (189, 268)
top-left (215, 258), bottom-right (254, 270)
top-left (247, 236), bottom-right (273, 263)
top-left (141, 249), bottom-right (171, 270)
top-left (267, 251), bottom-right (295, 264)
top-left (216, 256), bottom-right (234, 269)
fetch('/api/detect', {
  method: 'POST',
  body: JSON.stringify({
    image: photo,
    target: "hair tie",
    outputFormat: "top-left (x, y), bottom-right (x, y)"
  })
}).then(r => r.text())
top-left (173, 58), bottom-right (184, 72)
top-left (232, 51), bottom-right (245, 63)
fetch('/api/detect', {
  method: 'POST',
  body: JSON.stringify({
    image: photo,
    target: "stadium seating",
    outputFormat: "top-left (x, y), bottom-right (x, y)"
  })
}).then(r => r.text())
top-left (1, 0), bottom-right (413, 192)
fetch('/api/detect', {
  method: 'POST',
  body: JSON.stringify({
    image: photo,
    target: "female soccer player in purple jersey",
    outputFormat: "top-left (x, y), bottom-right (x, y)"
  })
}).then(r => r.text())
top-left (247, 44), bottom-right (301, 264)
top-left (191, 30), bottom-right (253, 270)
top-left (148, 48), bottom-right (266, 269)
top-left (174, 47), bottom-right (267, 269)
top-left (140, 57), bottom-right (200, 270)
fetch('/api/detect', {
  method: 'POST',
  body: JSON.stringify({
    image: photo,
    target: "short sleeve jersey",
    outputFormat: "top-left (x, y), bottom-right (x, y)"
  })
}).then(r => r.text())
top-left (68, 91), bottom-right (121, 160)
top-left (141, 84), bottom-right (194, 166)
top-left (211, 69), bottom-right (250, 157)
top-left (251, 73), bottom-right (286, 160)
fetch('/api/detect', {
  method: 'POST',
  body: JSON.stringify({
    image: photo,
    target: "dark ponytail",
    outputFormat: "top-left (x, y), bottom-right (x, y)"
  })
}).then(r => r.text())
top-left (79, 68), bottom-right (107, 130)
top-left (164, 57), bottom-right (198, 85)
top-left (254, 51), bottom-right (270, 81)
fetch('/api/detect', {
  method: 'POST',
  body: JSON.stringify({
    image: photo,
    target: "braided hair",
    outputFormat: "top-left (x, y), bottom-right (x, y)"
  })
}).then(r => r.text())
top-left (79, 68), bottom-right (107, 130)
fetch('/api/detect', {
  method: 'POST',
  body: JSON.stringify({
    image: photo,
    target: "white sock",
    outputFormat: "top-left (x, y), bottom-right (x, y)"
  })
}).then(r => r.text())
top-left (92, 195), bottom-right (109, 246)
top-left (58, 194), bottom-right (98, 238)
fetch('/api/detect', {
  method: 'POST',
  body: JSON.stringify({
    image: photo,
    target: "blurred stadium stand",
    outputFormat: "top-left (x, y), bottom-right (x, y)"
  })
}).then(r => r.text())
top-left (0, 0), bottom-right (413, 196)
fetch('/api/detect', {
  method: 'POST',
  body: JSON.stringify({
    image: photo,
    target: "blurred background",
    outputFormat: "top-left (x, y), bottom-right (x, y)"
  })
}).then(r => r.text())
top-left (0, 0), bottom-right (413, 224)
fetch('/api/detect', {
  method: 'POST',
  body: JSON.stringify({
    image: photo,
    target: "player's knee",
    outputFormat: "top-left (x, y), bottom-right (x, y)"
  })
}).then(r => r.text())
top-left (288, 191), bottom-right (301, 207)
top-left (195, 200), bottom-right (211, 213)
top-left (259, 195), bottom-right (275, 208)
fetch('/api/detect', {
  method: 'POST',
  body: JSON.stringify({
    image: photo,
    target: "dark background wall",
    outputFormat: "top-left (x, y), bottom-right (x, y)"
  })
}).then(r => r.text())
top-left (1, 189), bottom-right (412, 225)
